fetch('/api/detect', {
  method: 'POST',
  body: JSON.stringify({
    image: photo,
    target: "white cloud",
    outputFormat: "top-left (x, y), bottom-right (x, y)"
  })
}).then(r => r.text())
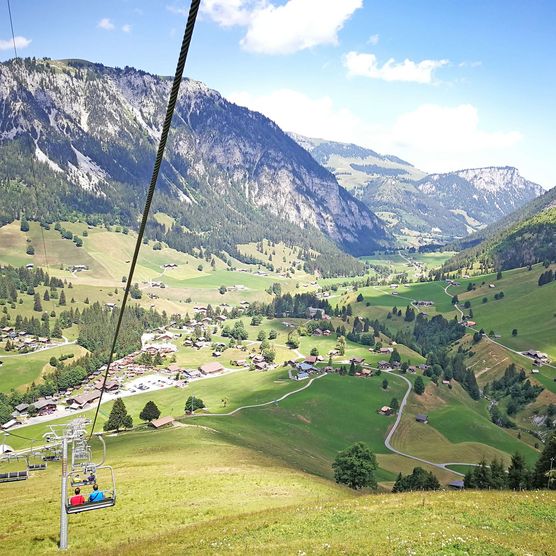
top-left (122, 24), bottom-right (132, 33)
top-left (228, 89), bottom-right (522, 174)
top-left (193, 0), bottom-right (362, 54)
top-left (166, 4), bottom-right (189, 17)
top-left (98, 18), bottom-right (115, 31)
top-left (0, 36), bottom-right (32, 51)
top-left (344, 51), bottom-right (449, 84)
top-left (228, 88), bottom-right (370, 144)
top-left (385, 104), bottom-right (522, 170)
top-left (367, 34), bottom-right (380, 45)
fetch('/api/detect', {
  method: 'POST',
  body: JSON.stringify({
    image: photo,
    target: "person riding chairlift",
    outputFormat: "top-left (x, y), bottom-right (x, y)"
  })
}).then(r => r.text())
top-left (69, 487), bottom-right (85, 506)
top-left (88, 484), bottom-right (105, 503)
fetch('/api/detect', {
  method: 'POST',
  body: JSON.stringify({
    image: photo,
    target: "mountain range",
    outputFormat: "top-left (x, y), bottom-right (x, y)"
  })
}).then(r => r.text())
top-left (0, 58), bottom-right (389, 276)
top-left (292, 134), bottom-right (543, 245)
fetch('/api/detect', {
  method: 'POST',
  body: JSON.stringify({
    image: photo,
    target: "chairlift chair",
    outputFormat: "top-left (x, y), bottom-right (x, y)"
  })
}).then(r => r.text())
top-left (0, 454), bottom-right (29, 483)
top-left (65, 465), bottom-right (116, 514)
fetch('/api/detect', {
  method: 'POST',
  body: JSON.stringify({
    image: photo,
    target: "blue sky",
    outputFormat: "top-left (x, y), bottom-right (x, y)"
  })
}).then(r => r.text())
top-left (1, 0), bottom-right (555, 187)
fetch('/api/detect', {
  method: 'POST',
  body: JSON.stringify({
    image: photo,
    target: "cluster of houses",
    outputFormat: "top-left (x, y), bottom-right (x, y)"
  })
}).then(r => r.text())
top-left (523, 349), bottom-right (550, 365)
top-left (1, 327), bottom-right (51, 353)
top-left (377, 360), bottom-right (431, 374)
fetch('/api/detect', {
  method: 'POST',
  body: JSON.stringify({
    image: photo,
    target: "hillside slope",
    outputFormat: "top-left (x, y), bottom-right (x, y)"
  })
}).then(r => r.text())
top-left (445, 185), bottom-right (556, 271)
top-left (0, 58), bottom-right (390, 269)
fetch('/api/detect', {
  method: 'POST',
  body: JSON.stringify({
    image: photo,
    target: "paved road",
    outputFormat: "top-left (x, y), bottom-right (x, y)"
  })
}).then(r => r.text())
top-left (443, 283), bottom-right (556, 371)
top-left (190, 373), bottom-right (327, 418)
top-left (383, 371), bottom-right (474, 477)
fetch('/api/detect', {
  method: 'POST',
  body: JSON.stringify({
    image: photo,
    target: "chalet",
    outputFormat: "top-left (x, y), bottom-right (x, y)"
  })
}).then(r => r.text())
top-left (379, 406), bottom-right (393, 416)
top-left (252, 354), bottom-right (265, 363)
top-left (531, 369), bottom-right (540, 374)
top-left (524, 349), bottom-right (549, 363)
top-left (105, 303), bottom-right (116, 310)
top-left (463, 321), bottom-right (477, 327)
top-left (71, 390), bottom-right (102, 409)
top-left (378, 361), bottom-right (391, 370)
top-left (415, 414), bottom-right (429, 424)
top-left (25, 263), bottom-right (34, 269)
top-left (359, 369), bottom-right (372, 377)
top-left (415, 300), bottom-right (434, 306)
top-left (216, 315), bottom-right (227, 322)
top-left (489, 284), bottom-right (496, 288)
top-left (232, 359), bottom-right (248, 367)
top-left (407, 366), bottom-right (417, 374)
top-left (185, 369), bottom-right (202, 378)
top-left (379, 347), bottom-right (394, 354)
top-left (296, 362), bottom-right (316, 373)
top-left (391, 292), bottom-right (399, 296)
top-left (212, 351), bottom-right (222, 357)
top-left (167, 363), bottom-right (183, 374)
top-left (199, 362), bottom-right (224, 375)
top-left (1, 419), bottom-right (17, 430)
top-left (304, 355), bottom-right (318, 365)
top-left (296, 371), bottom-right (309, 380)
top-left (163, 263), bottom-right (178, 269)
top-left (1, 327), bottom-right (13, 333)
top-left (33, 399), bottom-right (57, 416)
top-left (150, 416), bottom-right (175, 429)
top-left (70, 265), bottom-right (88, 272)
top-left (254, 361), bottom-right (268, 371)
top-left (322, 330), bottom-right (331, 336)
top-left (442, 380), bottom-right (451, 385)
top-left (183, 339), bottom-right (193, 347)
top-left (418, 364), bottom-right (431, 371)
top-left (94, 379), bottom-right (118, 392)
top-left (14, 403), bottom-right (29, 414)
top-left (313, 328), bottom-right (323, 336)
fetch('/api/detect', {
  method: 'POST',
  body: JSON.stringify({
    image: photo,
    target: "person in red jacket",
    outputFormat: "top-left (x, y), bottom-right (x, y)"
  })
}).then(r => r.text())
top-left (69, 487), bottom-right (85, 506)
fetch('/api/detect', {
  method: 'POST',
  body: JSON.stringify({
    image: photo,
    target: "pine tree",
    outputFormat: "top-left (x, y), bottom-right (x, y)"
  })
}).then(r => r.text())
top-left (103, 398), bottom-right (133, 431)
top-left (43, 289), bottom-right (50, 301)
top-left (532, 432), bottom-right (556, 489)
top-left (414, 376), bottom-right (425, 395)
top-left (33, 293), bottom-right (42, 312)
top-left (508, 452), bottom-right (529, 490)
top-left (59, 290), bottom-right (66, 306)
top-left (139, 401), bottom-right (161, 422)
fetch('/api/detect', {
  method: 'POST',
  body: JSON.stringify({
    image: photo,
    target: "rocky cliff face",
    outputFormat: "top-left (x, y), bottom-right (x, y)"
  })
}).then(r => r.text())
top-left (0, 58), bottom-right (389, 255)
top-left (292, 134), bottom-right (543, 243)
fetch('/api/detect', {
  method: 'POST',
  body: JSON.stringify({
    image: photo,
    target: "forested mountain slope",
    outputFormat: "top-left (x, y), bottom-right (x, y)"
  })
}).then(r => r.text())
top-left (0, 58), bottom-right (391, 275)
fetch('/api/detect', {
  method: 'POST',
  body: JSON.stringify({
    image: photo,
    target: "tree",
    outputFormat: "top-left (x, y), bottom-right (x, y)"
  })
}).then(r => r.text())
top-left (508, 452), bottom-right (529, 490)
top-left (103, 398), bottom-right (133, 431)
top-left (33, 293), bottom-right (42, 312)
top-left (336, 335), bottom-right (346, 356)
top-left (532, 432), bottom-right (556, 489)
top-left (389, 349), bottom-right (401, 364)
top-left (268, 329), bottom-right (277, 340)
top-left (185, 396), bottom-right (205, 414)
top-left (512, 329), bottom-right (518, 337)
top-left (414, 376), bottom-right (425, 395)
top-left (43, 289), bottom-right (50, 301)
top-left (49, 356), bottom-right (58, 367)
top-left (257, 330), bottom-right (267, 342)
top-left (390, 398), bottom-right (399, 411)
top-left (139, 401), bottom-right (161, 422)
top-left (310, 347), bottom-right (319, 356)
top-left (382, 378), bottom-right (389, 390)
top-left (26, 244), bottom-right (35, 255)
top-left (287, 330), bottom-right (300, 349)
top-left (451, 295), bottom-right (459, 305)
top-left (59, 290), bottom-right (66, 306)
top-left (219, 285), bottom-right (227, 295)
top-left (20, 216), bottom-right (30, 232)
top-left (392, 467), bottom-right (440, 492)
top-left (332, 442), bottom-right (378, 490)
top-left (130, 283), bottom-right (142, 299)
top-left (356, 293), bottom-right (364, 302)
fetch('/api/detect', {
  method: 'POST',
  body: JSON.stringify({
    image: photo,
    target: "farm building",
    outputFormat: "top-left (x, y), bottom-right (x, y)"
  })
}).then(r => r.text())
top-left (199, 362), bottom-right (224, 375)
top-left (150, 416), bottom-right (175, 429)
top-left (415, 414), bottom-right (429, 424)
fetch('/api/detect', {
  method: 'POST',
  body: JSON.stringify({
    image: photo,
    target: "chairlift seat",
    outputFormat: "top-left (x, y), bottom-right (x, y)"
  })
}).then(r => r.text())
top-left (28, 463), bottom-right (47, 471)
top-left (66, 495), bottom-right (115, 514)
top-left (0, 470), bottom-right (28, 482)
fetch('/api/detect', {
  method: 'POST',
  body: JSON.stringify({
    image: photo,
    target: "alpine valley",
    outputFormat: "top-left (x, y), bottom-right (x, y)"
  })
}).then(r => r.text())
top-left (1, 57), bottom-right (555, 556)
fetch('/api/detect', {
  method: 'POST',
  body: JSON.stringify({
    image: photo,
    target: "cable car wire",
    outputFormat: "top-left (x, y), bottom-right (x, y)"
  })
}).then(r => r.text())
top-left (6, 0), bottom-right (17, 58)
top-left (88, 0), bottom-right (202, 438)
top-left (5, 0), bottom-right (50, 270)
